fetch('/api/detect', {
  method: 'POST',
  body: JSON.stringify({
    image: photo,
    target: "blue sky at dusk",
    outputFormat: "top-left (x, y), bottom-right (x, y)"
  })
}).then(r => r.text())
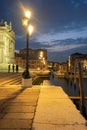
top-left (0, 0), bottom-right (87, 62)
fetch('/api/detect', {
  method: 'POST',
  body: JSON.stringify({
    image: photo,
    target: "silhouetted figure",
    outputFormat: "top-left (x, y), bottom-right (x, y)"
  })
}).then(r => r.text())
top-left (12, 64), bottom-right (15, 72)
top-left (8, 64), bottom-right (10, 73)
top-left (16, 65), bottom-right (19, 73)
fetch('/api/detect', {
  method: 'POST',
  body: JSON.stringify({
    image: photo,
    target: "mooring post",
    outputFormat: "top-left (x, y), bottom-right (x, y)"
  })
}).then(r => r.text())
top-left (78, 62), bottom-right (86, 117)
top-left (70, 66), bottom-right (73, 86)
top-left (73, 61), bottom-right (77, 95)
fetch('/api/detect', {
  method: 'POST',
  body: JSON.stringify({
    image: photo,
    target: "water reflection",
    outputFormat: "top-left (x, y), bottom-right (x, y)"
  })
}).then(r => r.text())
top-left (50, 74), bottom-right (87, 96)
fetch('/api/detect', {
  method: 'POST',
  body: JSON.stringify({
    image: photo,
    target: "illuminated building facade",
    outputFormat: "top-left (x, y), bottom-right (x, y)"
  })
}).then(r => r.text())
top-left (68, 53), bottom-right (87, 71)
top-left (0, 21), bottom-right (15, 65)
top-left (15, 49), bottom-right (48, 70)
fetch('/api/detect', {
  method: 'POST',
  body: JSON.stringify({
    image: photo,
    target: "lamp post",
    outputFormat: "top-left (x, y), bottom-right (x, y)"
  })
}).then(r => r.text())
top-left (22, 10), bottom-right (33, 79)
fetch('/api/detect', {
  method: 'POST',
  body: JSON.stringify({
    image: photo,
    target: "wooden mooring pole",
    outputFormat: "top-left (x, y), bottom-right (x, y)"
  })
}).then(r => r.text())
top-left (73, 61), bottom-right (77, 95)
top-left (70, 66), bottom-right (73, 86)
top-left (78, 62), bottom-right (86, 117)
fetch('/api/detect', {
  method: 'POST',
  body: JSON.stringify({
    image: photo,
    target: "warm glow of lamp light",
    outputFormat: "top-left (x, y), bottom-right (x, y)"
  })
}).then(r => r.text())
top-left (44, 61), bottom-right (45, 65)
top-left (22, 10), bottom-right (31, 26)
top-left (40, 51), bottom-right (43, 58)
top-left (25, 10), bottom-right (31, 18)
top-left (22, 17), bottom-right (29, 26)
top-left (28, 24), bottom-right (34, 35)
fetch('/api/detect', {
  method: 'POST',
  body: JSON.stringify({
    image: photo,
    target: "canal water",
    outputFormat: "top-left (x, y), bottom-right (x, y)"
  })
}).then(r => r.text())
top-left (49, 74), bottom-right (87, 119)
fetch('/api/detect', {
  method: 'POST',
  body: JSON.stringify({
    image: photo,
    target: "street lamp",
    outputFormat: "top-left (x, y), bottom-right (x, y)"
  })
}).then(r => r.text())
top-left (22, 10), bottom-right (33, 78)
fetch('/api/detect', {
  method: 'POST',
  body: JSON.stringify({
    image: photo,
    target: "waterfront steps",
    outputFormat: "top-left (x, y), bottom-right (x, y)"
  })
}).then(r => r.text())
top-left (0, 85), bottom-right (40, 130)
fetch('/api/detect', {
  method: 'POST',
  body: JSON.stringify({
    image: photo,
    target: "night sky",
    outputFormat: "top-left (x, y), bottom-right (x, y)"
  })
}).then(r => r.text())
top-left (0, 0), bottom-right (87, 62)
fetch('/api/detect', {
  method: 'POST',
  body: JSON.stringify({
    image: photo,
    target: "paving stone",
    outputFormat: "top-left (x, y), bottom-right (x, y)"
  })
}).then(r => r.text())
top-left (4, 113), bottom-right (34, 119)
top-left (16, 96), bottom-right (39, 100)
top-left (17, 95), bottom-right (39, 97)
top-left (7, 102), bottom-right (37, 106)
top-left (0, 113), bottom-right (5, 119)
top-left (9, 99), bottom-right (38, 103)
top-left (0, 119), bottom-right (32, 129)
top-left (4, 106), bottom-right (35, 113)
top-left (0, 128), bottom-right (32, 130)
top-left (32, 123), bottom-right (87, 130)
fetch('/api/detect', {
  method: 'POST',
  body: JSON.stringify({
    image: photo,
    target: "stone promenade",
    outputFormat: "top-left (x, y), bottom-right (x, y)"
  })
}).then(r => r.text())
top-left (32, 80), bottom-right (87, 130)
top-left (0, 85), bottom-right (40, 130)
top-left (0, 81), bottom-right (87, 130)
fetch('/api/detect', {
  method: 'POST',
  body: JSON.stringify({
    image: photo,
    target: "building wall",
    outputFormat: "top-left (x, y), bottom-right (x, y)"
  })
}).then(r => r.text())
top-left (15, 49), bottom-right (48, 70)
top-left (0, 21), bottom-right (15, 64)
top-left (68, 53), bottom-right (87, 72)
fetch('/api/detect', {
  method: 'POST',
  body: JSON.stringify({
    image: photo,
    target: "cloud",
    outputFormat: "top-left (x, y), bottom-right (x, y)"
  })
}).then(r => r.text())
top-left (47, 43), bottom-right (87, 52)
top-left (35, 26), bottom-right (87, 44)
top-left (70, 0), bottom-right (87, 7)
top-left (48, 44), bottom-right (87, 62)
